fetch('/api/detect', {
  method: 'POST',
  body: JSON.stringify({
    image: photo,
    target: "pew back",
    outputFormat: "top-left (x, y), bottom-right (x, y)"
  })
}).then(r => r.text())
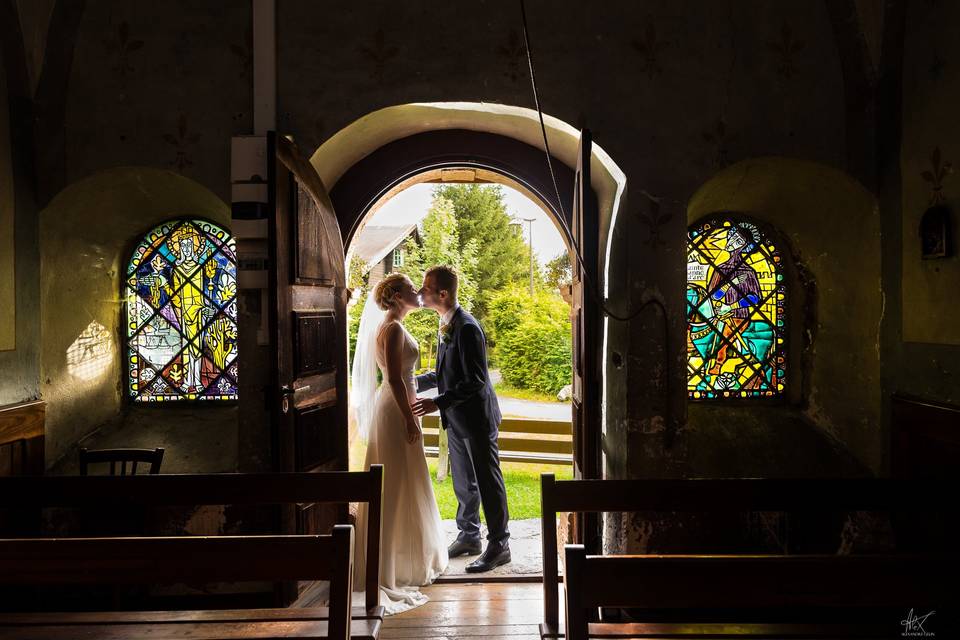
top-left (540, 475), bottom-right (948, 633)
top-left (0, 467), bottom-right (384, 612)
top-left (563, 545), bottom-right (956, 640)
top-left (0, 526), bottom-right (355, 640)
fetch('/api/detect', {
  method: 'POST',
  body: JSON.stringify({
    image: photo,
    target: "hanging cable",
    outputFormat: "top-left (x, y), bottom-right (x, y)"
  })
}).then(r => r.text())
top-left (519, 0), bottom-right (667, 325)
top-left (519, 0), bottom-right (674, 438)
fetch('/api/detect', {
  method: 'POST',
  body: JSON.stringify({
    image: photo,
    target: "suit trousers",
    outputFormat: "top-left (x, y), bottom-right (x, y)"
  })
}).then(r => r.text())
top-left (445, 421), bottom-right (510, 544)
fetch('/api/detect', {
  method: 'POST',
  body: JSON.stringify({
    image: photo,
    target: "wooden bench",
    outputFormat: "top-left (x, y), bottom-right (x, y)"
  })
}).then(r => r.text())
top-left (540, 475), bottom-right (952, 638)
top-left (563, 546), bottom-right (955, 639)
top-left (0, 525), bottom-right (360, 639)
top-left (0, 468), bottom-right (385, 636)
top-left (424, 415), bottom-right (572, 465)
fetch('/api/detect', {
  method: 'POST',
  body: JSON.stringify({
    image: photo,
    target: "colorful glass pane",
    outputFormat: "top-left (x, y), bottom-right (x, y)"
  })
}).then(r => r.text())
top-left (686, 218), bottom-right (784, 399)
top-left (126, 219), bottom-right (238, 401)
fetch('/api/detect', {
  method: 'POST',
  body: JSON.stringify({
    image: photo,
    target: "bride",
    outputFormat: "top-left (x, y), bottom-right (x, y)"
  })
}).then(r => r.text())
top-left (350, 273), bottom-right (448, 615)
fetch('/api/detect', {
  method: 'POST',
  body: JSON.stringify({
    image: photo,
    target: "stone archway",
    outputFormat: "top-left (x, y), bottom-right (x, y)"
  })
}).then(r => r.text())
top-left (313, 103), bottom-right (629, 575)
top-left (311, 102), bottom-right (627, 441)
top-left (309, 103), bottom-right (626, 291)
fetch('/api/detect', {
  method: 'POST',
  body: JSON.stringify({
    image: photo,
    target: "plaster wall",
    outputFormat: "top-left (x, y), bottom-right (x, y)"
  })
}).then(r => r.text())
top-left (0, 48), bottom-right (14, 353)
top-left (688, 158), bottom-right (881, 474)
top-left (0, 46), bottom-right (40, 405)
top-left (54, 1), bottom-right (853, 478)
top-left (39, 168), bottom-right (236, 468)
top-left (274, 0), bottom-right (847, 480)
top-left (890, 0), bottom-right (960, 405)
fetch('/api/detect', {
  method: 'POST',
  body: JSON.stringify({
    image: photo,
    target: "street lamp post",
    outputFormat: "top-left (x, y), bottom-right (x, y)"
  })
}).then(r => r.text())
top-left (521, 217), bottom-right (535, 297)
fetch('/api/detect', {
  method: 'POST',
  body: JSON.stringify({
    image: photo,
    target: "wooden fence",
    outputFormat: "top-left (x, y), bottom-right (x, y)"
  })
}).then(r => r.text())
top-left (422, 415), bottom-right (572, 466)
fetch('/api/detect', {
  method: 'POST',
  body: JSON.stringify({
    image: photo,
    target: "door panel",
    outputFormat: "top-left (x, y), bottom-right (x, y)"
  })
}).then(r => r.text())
top-left (571, 129), bottom-right (600, 482)
top-left (570, 129), bottom-right (602, 556)
top-left (294, 311), bottom-right (337, 377)
top-left (269, 133), bottom-right (348, 602)
top-left (269, 131), bottom-right (348, 499)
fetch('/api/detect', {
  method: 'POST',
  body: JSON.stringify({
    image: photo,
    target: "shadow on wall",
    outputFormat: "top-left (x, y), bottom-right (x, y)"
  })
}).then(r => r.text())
top-left (686, 156), bottom-right (880, 476)
top-left (39, 167), bottom-right (237, 472)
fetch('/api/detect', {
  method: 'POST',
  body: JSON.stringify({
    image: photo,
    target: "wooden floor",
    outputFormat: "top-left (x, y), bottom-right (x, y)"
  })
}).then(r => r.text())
top-left (382, 582), bottom-right (546, 639)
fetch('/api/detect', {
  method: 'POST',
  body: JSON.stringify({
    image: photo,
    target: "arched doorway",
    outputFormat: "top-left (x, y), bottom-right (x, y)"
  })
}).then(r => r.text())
top-left (312, 103), bottom-right (626, 483)
top-left (343, 171), bottom-right (575, 577)
top-left (294, 103), bottom-right (627, 574)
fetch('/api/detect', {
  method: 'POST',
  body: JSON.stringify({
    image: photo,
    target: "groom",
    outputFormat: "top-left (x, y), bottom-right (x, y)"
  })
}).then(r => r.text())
top-left (412, 265), bottom-right (511, 572)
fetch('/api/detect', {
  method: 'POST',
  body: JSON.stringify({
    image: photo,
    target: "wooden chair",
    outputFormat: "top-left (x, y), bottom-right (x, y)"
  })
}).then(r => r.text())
top-left (0, 401), bottom-right (45, 477)
top-left (540, 475), bottom-right (951, 638)
top-left (0, 466), bottom-right (385, 618)
top-left (0, 525), bottom-right (357, 640)
top-left (562, 544), bottom-right (956, 640)
top-left (78, 447), bottom-right (165, 476)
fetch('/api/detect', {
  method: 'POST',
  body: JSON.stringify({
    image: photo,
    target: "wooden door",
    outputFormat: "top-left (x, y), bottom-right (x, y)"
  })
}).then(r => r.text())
top-left (268, 132), bottom-right (348, 538)
top-left (570, 129), bottom-right (602, 552)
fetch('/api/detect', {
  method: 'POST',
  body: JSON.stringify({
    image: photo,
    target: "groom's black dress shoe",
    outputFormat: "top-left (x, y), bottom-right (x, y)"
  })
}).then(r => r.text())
top-left (448, 538), bottom-right (482, 558)
top-left (465, 541), bottom-right (511, 573)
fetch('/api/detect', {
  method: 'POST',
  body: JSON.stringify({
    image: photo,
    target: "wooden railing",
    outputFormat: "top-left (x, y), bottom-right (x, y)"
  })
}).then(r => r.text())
top-left (422, 414), bottom-right (572, 465)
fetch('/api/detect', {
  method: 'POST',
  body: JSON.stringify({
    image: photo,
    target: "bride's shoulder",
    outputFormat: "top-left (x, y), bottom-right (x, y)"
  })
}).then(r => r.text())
top-left (376, 319), bottom-right (401, 341)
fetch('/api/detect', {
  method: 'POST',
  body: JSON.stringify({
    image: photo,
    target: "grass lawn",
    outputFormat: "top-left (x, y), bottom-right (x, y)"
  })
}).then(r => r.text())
top-left (427, 458), bottom-right (572, 520)
top-left (352, 441), bottom-right (572, 520)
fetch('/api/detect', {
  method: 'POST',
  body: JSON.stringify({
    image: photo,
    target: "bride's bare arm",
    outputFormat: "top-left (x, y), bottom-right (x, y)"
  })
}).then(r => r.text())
top-left (381, 322), bottom-right (421, 443)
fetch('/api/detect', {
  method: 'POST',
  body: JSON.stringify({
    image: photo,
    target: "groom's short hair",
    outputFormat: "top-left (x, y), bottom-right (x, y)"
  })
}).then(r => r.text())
top-left (426, 265), bottom-right (458, 299)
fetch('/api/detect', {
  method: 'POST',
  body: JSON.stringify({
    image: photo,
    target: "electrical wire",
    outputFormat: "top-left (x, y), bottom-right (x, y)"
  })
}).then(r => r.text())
top-left (519, 0), bottom-right (675, 439)
top-left (519, 0), bottom-right (667, 325)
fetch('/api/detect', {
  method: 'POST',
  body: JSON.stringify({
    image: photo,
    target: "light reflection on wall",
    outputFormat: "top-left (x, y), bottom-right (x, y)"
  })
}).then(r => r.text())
top-left (67, 321), bottom-right (113, 381)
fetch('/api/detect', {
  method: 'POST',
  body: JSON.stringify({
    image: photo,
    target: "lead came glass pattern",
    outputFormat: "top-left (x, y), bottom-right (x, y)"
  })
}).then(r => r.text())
top-left (126, 219), bottom-right (238, 401)
top-left (687, 218), bottom-right (785, 399)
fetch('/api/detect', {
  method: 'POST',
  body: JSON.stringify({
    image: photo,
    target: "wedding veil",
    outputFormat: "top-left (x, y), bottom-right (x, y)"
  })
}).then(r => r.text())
top-left (350, 289), bottom-right (386, 441)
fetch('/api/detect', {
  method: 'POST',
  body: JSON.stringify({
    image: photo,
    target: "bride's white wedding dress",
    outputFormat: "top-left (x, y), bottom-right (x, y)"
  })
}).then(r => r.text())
top-left (353, 320), bottom-right (448, 615)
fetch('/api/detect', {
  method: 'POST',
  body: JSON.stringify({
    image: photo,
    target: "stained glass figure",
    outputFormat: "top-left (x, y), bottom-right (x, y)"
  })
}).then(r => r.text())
top-left (687, 218), bottom-right (784, 399)
top-left (125, 219), bottom-right (238, 401)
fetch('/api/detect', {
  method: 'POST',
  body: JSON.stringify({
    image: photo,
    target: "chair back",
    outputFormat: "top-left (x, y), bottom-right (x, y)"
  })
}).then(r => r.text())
top-left (79, 447), bottom-right (165, 476)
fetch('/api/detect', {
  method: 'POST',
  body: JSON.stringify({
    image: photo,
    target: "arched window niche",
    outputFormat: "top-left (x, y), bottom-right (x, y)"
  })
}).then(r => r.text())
top-left (125, 218), bottom-right (239, 402)
top-left (687, 215), bottom-right (786, 400)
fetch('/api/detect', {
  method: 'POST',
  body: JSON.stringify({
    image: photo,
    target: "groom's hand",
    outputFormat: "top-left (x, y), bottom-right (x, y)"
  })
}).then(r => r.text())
top-left (411, 397), bottom-right (438, 416)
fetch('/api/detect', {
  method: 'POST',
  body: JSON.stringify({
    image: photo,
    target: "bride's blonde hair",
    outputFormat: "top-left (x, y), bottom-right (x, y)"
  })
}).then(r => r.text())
top-left (373, 273), bottom-right (409, 311)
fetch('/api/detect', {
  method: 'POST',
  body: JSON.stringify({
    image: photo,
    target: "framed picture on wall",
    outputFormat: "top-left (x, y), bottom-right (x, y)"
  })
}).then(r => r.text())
top-left (920, 205), bottom-right (951, 259)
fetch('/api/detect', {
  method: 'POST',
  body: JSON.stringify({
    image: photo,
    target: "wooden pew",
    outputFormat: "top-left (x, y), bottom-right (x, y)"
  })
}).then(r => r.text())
top-left (540, 475), bottom-right (950, 638)
top-left (0, 467), bottom-right (385, 630)
top-left (0, 525), bottom-right (358, 640)
top-left (563, 545), bottom-right (956, 640)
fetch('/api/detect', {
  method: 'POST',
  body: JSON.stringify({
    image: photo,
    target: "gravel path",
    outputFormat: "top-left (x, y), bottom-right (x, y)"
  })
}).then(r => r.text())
top-left (441, 518), bottom-right (546, 577)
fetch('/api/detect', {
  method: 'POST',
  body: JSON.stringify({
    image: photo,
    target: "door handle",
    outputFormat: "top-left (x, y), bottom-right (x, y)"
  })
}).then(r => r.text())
top-left (280, 385), bottom-right (294, 414)
top-left (281, 384), bottom-right (310, 394)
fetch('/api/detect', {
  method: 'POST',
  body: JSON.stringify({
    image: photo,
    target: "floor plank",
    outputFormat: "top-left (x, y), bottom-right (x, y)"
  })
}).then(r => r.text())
top-left (383, 582), bottom-right (544, 636)
top-left (381, 627), bottom-right (539, 639)
top-left (419, 583), bottom-right (543, 601)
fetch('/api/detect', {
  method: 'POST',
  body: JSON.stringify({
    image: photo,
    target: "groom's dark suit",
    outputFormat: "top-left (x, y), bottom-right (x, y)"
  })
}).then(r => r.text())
top-left (416, 306), bottom-right (510, 543)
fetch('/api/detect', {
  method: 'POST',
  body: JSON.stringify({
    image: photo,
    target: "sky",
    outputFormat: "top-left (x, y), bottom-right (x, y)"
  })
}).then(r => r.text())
top-left (363, 182), bottom-right (568, 264)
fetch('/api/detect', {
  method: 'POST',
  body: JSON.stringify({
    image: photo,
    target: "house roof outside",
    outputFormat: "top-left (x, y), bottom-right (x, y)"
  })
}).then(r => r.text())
top-left (350, 223), bottom-right (417, 272)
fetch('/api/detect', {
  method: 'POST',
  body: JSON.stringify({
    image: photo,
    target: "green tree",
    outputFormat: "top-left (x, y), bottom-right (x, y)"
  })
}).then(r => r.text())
top-left (488, 286), bottom-right (572, 395)
top-left (400, 194), bottom-right (479, 370)
top-left (432, 184), bottom-right (528, 322)
top-left (347, 253), bottom-right (368, 290)
top-left (543, 251), bottom-right (572, 294)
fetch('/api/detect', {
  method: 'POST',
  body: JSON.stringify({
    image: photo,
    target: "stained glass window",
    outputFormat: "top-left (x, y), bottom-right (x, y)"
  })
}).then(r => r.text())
top-left (125, 219), bottom-right (238, 401)
top-left (687, 217), bottom-right (784, 399)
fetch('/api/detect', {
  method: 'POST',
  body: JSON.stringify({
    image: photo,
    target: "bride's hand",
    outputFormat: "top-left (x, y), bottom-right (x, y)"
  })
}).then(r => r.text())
top-left (405, 417), bottom-right (422, 444)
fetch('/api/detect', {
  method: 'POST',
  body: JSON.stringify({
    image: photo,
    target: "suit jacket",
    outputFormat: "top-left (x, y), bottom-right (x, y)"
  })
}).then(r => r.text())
top-left (416, 307), bottom-right (502, 434)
